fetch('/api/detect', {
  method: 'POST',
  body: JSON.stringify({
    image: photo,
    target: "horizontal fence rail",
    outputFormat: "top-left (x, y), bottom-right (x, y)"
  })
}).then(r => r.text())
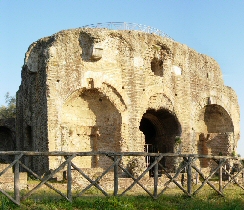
top-left (0, 151), bottom-right (244, 206)
top-left (81, 22), bottom-right (174, 40)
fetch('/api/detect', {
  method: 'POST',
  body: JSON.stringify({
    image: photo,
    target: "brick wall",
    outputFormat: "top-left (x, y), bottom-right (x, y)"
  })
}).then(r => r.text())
top-left (16, 28), bottom-right (240, 175)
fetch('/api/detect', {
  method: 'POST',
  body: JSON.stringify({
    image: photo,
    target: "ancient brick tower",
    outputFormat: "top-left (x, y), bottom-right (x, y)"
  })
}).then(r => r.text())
top-left (15, 23), bottom-right (240, 174)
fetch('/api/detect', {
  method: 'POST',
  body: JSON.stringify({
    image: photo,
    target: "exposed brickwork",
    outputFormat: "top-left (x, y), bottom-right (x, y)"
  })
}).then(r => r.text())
top-left (15, 28), bottom-right (240, 175)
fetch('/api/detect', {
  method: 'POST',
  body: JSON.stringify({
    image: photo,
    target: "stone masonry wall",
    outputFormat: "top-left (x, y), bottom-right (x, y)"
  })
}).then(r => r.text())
top-left (16, 28), bottom-right (240, 175)
top-left (16, 37), bottom-right (55, 172)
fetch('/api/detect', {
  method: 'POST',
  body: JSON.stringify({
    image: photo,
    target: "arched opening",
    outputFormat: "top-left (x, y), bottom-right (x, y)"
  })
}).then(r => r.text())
top-left (196, 104), bottom-right (234, 168)
top-left (0, 126), bottom-right (14, 163)
top-left (140, 109), bottom-right (181, 171)
top-left (61, 89), bottom-right (122, 169)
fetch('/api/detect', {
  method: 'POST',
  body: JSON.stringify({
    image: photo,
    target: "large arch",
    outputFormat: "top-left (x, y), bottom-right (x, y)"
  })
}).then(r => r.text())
top-left (60, 88), bottom-right (122, 169)
top-left (139, 108), bottom-right (181, 170)
top-left (62, 81), bottom-right (127, 114)
top-left (196, 104), bottom-right (234, 168)
top-left (0, 126), bottom-right (15, 163)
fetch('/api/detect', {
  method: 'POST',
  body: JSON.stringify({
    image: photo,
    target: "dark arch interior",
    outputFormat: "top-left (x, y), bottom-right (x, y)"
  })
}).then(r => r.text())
top-left (139, 118), bottom-right (156, 145)
top-left (140, 109), bottom-right (181, 173)
top-left (0, 126), bottom-right (13, 149)
top-left (0, 126), bottom-right (11, 133)
top-left (0, 126), bottom-right (14, 163)
top-left (140, 109), bottom-right (181, 153)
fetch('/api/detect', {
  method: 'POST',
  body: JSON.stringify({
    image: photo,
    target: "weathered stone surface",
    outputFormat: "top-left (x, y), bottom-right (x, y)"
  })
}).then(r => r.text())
top-left (15, 28), bottom-right (240, 175)
top-left (0, 164), bottom-right (27, 190)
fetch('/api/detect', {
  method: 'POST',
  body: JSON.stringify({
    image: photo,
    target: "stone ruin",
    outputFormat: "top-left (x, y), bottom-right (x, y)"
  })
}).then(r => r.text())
top-left (0, 23), bottom-right (240, 176)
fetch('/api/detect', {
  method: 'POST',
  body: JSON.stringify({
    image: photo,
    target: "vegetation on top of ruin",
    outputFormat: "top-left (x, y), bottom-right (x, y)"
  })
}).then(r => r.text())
top-left (0, 92), bottom-right (16, 119)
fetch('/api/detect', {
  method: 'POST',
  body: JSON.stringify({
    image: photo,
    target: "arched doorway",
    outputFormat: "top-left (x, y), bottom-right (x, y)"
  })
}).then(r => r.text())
top-left (61, 89), bottom-right (122, 169)
top-left (0, 126), bottom-right (15, 163)
top-left (196, 104), bottom-right (234, 168)
top-left (139, 109), bottom-right (181, 171)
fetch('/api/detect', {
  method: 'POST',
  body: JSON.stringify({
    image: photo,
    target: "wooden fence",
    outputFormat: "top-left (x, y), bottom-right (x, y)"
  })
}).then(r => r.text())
top-left (0, 151), bottom-right (244, 206)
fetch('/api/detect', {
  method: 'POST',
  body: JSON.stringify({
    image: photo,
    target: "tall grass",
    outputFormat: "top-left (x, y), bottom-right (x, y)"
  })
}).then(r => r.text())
top-left (1, 185), bottom-right (244, 210)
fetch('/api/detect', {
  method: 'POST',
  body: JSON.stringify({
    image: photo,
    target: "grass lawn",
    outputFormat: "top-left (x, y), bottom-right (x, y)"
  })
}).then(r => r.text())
top-left (1, 184), bottom-right (244, 209)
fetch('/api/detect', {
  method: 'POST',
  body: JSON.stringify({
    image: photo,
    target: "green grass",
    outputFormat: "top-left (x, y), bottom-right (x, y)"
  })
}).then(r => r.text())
top-left (1, 185), bottom-right (244, 210)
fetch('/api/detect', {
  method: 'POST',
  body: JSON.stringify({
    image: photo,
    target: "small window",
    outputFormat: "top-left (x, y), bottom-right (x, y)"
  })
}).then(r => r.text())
top-left (151, 57), bottom-right (164, 77)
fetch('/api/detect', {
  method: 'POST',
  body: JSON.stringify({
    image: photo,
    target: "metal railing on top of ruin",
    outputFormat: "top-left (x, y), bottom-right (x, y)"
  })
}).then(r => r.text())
top-left (82, 22), bottom-right (174, 40)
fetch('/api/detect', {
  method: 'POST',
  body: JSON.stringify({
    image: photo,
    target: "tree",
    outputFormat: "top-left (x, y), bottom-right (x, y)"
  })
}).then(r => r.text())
top-left (0, 92), bottom-right (16, 119)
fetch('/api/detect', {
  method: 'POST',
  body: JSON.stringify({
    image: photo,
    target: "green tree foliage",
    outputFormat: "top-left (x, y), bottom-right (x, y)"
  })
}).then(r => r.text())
top-left (0, 92), bottom-right (16, 119)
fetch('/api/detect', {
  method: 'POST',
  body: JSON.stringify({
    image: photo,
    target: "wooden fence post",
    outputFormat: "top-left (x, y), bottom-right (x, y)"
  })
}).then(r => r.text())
top-left (67, 158), bottom-right (72, 202)
top-left (14, 155), bottom-right (20, 205)
top-left (153, 156), bottom-right (159, 199)
top-left (219, 159), bottom-right (223, 193)
top-left (114, 155), bottom-right (119, 196)
top-left (187, 157), bottom-right (192, 195)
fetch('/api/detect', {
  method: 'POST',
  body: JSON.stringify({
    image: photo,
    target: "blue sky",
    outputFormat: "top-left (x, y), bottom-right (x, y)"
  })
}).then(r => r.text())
top-left (0, 0), bottom-right (243, 155)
